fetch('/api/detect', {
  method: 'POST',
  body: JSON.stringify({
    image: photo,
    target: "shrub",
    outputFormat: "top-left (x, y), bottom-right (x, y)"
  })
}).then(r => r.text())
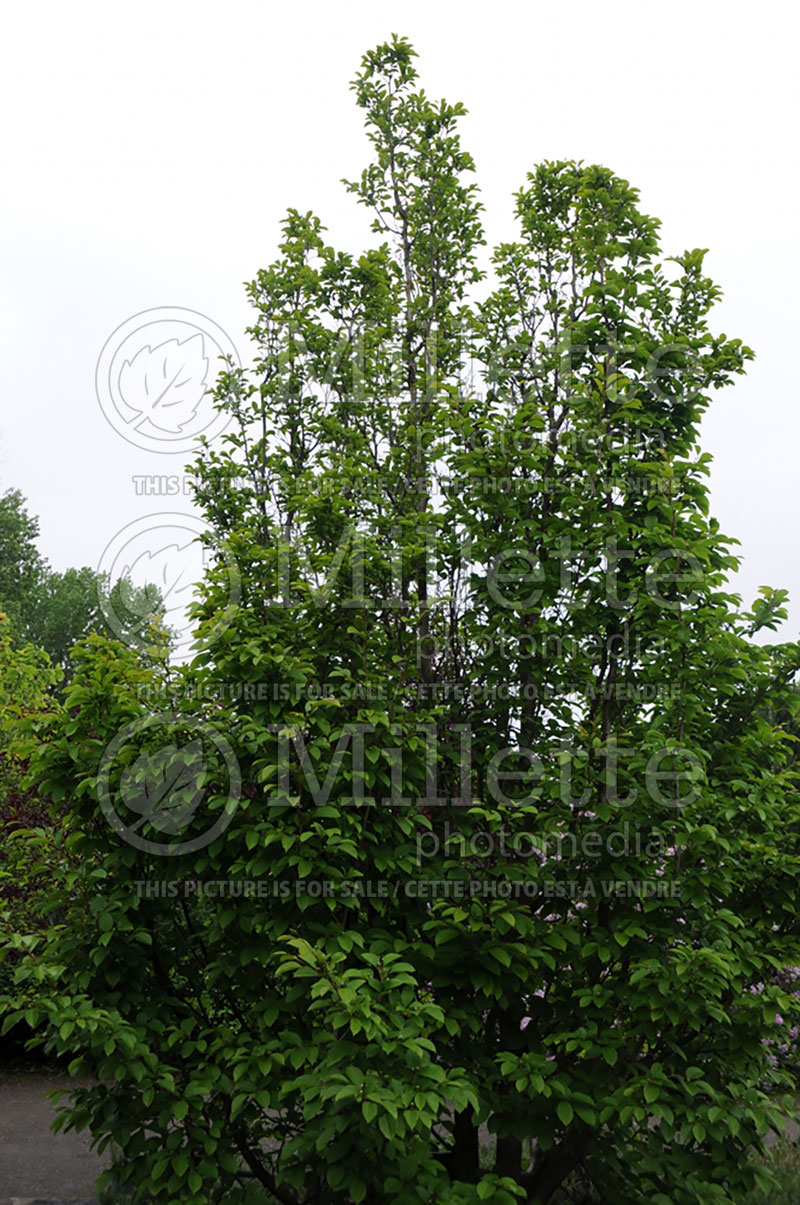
top-left (0, 613), bottom-right (63, 1059)
top-left (3, 37), bottom-right (800, 1205)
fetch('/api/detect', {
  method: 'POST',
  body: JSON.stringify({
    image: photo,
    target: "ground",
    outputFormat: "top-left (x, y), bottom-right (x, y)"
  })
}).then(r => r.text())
top-left (0, 1066), bottom-right (798, 1203)
top-left (0, 1069), bottom-right (107, 1203)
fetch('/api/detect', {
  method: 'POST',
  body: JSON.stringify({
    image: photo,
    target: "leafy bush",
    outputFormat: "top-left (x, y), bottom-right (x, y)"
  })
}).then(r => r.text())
top-left (3, 37), bottom-right (800, 1205)
top-left (0, 613), bottom-right (63, 1058)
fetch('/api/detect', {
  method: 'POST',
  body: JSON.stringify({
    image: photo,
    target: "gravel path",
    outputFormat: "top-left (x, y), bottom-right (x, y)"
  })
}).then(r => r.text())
top-left (0, 1071), bottom-right (107, 1203)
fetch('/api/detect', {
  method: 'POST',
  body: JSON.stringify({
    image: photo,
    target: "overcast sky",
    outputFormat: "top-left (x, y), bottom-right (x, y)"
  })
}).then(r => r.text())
top-left (1, 0), bottom-right (797, 643)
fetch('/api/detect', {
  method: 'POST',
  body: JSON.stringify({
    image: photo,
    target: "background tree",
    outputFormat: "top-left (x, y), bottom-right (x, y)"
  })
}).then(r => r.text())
top-left (0, 611), bottom-right (63, 1055)
top-left (0, 487), bottom-right (45, 643)
top-left (0, 485), bottom-right (169, 680)
top-left (4, 37), bottom-right (800, 1205)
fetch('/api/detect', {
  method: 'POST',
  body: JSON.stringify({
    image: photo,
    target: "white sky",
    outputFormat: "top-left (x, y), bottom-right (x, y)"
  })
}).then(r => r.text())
top-left (1, 0), bottom-right (797, 639)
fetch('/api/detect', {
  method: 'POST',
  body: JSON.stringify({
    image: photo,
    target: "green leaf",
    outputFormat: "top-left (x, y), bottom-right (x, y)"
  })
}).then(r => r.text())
top-left (172, 1152), bottom-right (189, 1177)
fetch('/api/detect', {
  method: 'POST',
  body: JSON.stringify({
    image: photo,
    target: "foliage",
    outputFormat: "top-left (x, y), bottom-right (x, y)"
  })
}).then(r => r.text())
top-left (0, 487), bottom-right (44, 643)
top-left (0, 611), bottom-right (63, 1053)
top-left (744, 1139), bottom-right (800, 1205)
top-left (0, 486), bottom-right (168, 680)
top-left (748, 967), bottom-right (800, 1081)
top-left (3, 35), bottom-right (800, 1205)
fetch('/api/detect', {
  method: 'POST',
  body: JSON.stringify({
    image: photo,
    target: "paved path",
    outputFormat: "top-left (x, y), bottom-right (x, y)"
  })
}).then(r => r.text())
top-left (0, 1071), bottom-right (107, 1203)
top-left (1, 1067), bottom-right (798, 1203)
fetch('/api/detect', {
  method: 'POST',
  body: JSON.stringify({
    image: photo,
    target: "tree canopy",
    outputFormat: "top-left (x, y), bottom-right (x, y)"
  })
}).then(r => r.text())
top-left (0, 484), bottom-right (167, 679)
top-left (3, 35), bottom-right (799, 1205)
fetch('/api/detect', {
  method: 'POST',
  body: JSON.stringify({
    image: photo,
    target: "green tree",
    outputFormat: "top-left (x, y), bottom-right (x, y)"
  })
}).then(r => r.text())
top-left (4, 37), bottom-right (799, 1205)
top-left (0, 488), bottom-right (45, 642)
top-left (0, 611), bottom-right (63, 1052)
top-left (0, 486), bottom-right (168, 678)
top-left (25, 565), bottom-right (112, 675)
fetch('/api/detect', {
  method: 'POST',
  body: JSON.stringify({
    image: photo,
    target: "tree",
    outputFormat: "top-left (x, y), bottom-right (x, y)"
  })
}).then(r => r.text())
top-left (0, 611), bottom-right (63, 1054)
top-left (4, 36), bottom-right (800, 1204)
top-left (0, 487), bottom-right (45, 643)
top-left (0, 485), bottom-right (168, 679)
top-left (24, 565), bottom-right (115, 675)
top-left (25, 566), bottom-right (169, 678)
